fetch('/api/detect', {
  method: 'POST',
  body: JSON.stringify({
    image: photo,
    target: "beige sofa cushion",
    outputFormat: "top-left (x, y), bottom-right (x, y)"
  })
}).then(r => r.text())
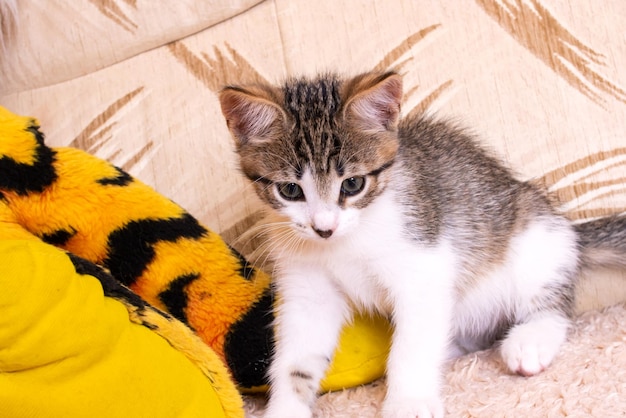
top-left (1, 0), bottom-right (264, 93)
top-left (2, 0), bottom-right (626, 311)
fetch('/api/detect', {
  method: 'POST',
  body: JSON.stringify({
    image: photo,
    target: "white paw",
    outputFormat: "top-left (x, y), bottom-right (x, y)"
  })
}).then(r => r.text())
top-left (500, 318), bottom-right (567, 376)
top-left (382, 395), bottom-right (444, 418)
top-left (501, 339), bottom-right (548, 376)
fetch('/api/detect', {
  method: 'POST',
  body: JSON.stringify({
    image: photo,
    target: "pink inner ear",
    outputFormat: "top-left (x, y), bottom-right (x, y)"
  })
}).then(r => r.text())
top-left (349, 75), bottom-right (403, 131)
top-left (219, 89), bottom-right (281, 144)
top-left (219, 90), bottom-right (246, 132)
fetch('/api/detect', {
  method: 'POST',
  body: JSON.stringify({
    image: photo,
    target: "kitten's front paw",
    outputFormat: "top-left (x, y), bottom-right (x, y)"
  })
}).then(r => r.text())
top-left (382, 395), bottom-right (444, 418)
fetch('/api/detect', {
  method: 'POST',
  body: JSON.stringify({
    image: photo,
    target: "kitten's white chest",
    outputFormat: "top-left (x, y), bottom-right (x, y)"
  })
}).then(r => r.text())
top-left (288, 192), bottom-right (420, 314)
top-left (323, 237), bottom-right (397, 313)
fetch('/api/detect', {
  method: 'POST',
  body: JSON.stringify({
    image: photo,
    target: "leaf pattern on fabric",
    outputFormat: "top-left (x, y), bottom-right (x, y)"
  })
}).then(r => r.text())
top-left (372, 25), bottom-right (453, 114)
top-left (537, 147), bottom-right (626, 220)
top-left (87, 0), bottom-right (137, 32)
top-left (476, 0), bottom-right (626, 105)
top-left (70, 87), bottom-right (153, 172)
top-left (168, 41), bottom-right (268, 92)
top-left (168, 27), bottom-right (452, 114)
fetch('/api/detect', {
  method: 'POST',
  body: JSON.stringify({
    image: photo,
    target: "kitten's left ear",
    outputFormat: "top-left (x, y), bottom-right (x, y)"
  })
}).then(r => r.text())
top-left (344, 72), bottom-right (403, 132)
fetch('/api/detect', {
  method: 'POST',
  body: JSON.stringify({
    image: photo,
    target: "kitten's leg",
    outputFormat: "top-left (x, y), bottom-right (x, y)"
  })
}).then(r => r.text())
top-left (264, 268), bottom-right (349, 418)
top-left (381, 247), bottom-right (456, 418)
top-left (499, 219), bottom-right (578, 376)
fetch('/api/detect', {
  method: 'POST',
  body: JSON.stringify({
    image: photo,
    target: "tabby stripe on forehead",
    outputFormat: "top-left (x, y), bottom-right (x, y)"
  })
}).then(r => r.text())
top-left (104, 213), bottom-right (207, 286)
top-left (284, 77), bottom-right (342, 174)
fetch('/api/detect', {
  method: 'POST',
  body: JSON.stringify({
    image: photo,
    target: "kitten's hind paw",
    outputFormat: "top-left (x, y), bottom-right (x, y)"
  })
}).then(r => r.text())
top-left (501, 339), bottom-right (547, 376)
top-left (500, 316), bottom-right (568, 376)
top-left (382, 395), bottom-right (444, 418)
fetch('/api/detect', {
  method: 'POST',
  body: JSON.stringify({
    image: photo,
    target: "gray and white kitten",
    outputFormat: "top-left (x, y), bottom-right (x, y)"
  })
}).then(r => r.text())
top-left (219, 71), bottom-right (626, 418)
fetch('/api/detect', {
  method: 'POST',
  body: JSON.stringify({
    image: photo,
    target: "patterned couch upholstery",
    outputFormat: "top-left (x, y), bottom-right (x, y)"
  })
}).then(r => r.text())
top-left (2, 0), bottom-right (625, 311)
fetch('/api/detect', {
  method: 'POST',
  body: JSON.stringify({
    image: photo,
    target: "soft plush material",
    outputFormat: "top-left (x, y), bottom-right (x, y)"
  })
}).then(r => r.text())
top-left (0, 207), bottom-right (243, 418)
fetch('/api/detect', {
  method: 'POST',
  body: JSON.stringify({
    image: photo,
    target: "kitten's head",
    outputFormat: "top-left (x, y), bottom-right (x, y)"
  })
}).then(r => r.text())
top-left (219, 71), bottom-right (402, 241)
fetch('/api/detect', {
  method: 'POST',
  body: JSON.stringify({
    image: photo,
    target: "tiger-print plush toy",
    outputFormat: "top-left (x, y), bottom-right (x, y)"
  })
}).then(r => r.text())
top-left (0, 105), bottom-right (273, 388)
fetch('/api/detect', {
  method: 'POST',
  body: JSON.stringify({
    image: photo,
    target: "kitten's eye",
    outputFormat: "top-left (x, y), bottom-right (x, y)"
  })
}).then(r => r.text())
top-left (340, 176), bottom-right (365, 196)
top-left (277, 182), bottom-right (305, 201)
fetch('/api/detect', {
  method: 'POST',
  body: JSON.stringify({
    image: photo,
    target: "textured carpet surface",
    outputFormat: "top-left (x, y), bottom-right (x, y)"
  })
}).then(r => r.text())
top-left (244, 303), bottom-right (626, 417)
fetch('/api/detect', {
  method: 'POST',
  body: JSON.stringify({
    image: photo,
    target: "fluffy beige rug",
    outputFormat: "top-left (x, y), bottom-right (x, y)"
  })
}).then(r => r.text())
top-left (243, 303), bottom-right (626, 417)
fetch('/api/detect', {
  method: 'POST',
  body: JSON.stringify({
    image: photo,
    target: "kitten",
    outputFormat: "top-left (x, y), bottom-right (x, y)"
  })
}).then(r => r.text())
top-left (219, 71), bottom-right (626, 418)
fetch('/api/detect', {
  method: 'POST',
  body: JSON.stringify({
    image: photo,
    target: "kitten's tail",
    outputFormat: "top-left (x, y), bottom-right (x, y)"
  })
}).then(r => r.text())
top-left (575, 215), bottom-right (626, 270)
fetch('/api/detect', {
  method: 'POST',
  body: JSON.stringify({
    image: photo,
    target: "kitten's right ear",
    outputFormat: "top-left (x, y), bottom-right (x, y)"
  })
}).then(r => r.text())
top-left (219, 86), bottom-right (285, 146)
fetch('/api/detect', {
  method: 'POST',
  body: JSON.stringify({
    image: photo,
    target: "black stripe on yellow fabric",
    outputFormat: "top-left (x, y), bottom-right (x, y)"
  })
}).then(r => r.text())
top-left (68, 252), bottom-right (150, 311)
top-left (228, 245), bottom-right (255, 281)
top-left (96, 166), bottom-right (133, 186)
top-left (158, 272), bottom-right (200, 325)
top-left (224, 288), bottom-right (274, 387)
top-left (68, 252), bottom-right (173, 329)
top-left (41, 228), bottom-right (76, 246)
top-left (0, 126), bottom-right (58, 195)
top-left (105, 213), bottom-right (207, 287)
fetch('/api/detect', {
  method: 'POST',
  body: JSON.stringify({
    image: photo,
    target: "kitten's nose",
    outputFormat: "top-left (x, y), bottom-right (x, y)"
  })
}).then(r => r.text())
top-left (314, 228), bottom-right (334, 239)
top-left (311, 210), bottom-right (337, 239)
